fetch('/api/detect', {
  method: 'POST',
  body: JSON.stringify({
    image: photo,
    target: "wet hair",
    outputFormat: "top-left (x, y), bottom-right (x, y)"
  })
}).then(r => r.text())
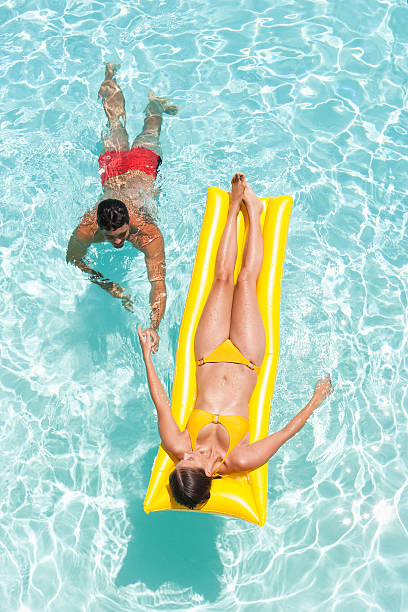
top-left (97, 199), bottom-right (129, 231)
top-left (169, 467), bottom-right (212, 509)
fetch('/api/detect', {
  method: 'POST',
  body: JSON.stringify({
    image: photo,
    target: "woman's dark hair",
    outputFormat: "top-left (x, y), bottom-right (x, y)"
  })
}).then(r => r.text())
top-left (97, 199), bottom-right (129, 230)
top-left (169, 467), bottom-right (212, 509)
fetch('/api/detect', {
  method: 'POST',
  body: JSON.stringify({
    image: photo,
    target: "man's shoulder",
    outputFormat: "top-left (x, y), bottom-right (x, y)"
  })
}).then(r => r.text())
top-left (128, 203), bottom-right (157, 227)
top-left (75, 209), bottom-right (98, 242)
top-left (127, 208), bottom-right (160, 247)
top-left (129, 225), bottom-right (163, 253)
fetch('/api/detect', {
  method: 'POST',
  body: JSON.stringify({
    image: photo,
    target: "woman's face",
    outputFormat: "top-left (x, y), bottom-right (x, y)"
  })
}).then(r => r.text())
top-left (177, 447), bottom-right (220, 477)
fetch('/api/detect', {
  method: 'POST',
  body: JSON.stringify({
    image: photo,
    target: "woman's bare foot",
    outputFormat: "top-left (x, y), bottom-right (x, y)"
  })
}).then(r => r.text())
top-left (147, 89), bottom-right (179, 115)
top-left (230, 172), bottom-right (245, 209)
top-left (242, 181), bottom-right (263, 217)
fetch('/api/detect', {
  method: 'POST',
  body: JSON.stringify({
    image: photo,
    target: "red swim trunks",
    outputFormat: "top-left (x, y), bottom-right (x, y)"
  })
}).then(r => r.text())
top-left (98, 147), bottom-right (162, 184)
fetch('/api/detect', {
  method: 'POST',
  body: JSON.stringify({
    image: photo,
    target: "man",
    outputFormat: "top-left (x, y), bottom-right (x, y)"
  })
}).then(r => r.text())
top-left (66, 63), bottom-right (178, 351)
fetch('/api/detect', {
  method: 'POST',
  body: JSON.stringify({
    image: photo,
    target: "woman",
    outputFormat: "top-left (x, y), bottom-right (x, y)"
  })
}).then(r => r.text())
top-left (138, 173), bottom-right (333, 510)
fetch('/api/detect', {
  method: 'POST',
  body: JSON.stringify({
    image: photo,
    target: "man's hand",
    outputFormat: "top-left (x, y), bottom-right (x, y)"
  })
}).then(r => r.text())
top-left (100, 281), bottom-right (134, 312)
top-left (67, 230), bottom-right (134, 311)
top-left (138, 325), bottom-right (159, 357)
top-left (146, 328), bottom-right (159, 353)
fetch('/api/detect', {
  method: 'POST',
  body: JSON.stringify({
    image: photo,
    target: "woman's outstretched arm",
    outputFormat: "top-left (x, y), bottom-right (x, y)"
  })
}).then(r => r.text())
top-left (137, 325), bottom-right (188, 457)
top-left (228, 375), bottom-right (334, 472)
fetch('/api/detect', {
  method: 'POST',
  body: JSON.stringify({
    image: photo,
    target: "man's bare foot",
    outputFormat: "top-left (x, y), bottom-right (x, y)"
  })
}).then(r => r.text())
top-left (104, 62), bottom-right (120, 80)
top-left (243, 181), bottom-right (263, 217)
top-left (98, 63), bottom-right (126, 125)
top-left (98, 63), bottom-right (121, 98)
top-left (148, 89), bottom-right (179, 115)
top-left (230, 172), bottom-right (245, 208)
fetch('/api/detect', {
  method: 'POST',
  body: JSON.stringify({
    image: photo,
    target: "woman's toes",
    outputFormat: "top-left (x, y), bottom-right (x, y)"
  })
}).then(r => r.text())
top-left (232, 172), bottom-right (244, 184)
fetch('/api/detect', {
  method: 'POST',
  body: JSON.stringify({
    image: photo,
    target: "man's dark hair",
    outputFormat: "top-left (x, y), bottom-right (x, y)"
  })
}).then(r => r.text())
top-left (169, 467), bottom-right (212, 509)
top-left (97, 199), bottom-right (129, 230)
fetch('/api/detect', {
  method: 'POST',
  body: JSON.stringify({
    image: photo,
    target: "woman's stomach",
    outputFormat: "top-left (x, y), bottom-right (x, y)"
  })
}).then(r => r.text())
top-left (195, 362), bottom-right (257, 417)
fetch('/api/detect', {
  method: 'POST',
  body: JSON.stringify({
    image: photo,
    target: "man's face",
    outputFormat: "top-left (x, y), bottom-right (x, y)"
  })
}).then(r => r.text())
top-left (102, 224), bottom-right (130, 249)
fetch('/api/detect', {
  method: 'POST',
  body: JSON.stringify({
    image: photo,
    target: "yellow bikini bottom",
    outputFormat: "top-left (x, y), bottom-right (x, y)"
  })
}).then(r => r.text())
top-left (196, 338), bottom-right (261, 375)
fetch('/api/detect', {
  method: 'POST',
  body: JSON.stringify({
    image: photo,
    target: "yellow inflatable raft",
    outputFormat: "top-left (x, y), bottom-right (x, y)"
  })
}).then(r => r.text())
top-left (144, 187), bottom-right (293, 525)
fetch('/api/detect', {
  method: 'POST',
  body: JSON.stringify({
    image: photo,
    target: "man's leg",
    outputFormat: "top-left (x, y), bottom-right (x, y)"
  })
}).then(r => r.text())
top-left (98, 63), bottom-right (130, 153)
top-left (229, 182), bottom-right (266, 366)
top-left (194, 173), bottom-right (245, 360)
top-left (131, 90), bottom-right (178, 158)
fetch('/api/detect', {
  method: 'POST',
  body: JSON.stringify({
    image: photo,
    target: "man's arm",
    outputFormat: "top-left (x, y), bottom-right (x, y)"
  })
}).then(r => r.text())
top-left (144, 234), bottom-right (166, 330)
top-left (132, 223), bottom-right (167, 331)
top-left (227, 375), bottom-right (334, 473)
top-left (66, 228), bottom-right (133, 311)
top-left (66, 229), bottom-right (99, 276)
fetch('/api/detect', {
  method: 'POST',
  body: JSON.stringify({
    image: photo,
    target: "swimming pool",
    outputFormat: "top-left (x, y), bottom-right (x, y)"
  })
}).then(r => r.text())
top-left (1, 0), bottom-right (407, 609)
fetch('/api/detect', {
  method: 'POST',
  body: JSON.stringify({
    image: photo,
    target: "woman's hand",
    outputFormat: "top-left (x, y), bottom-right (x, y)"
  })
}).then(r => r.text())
top-left (313, 374), bottom-right (334, 405)
top-left (137, 325), bottom-right (159, 357)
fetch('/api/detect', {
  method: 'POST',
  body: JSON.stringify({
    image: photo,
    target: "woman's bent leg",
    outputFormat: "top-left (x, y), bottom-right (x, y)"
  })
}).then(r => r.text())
top-left (194, 173), bottom-right (245, 360)
top-left (98, 63), bottom-right (130, 154)
top-left (229, 182), bottom-right (266, 366)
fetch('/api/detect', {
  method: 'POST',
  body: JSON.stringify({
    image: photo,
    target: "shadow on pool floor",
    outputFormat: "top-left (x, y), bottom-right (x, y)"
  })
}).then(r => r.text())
top-left (116, 449), bottom-right (224, 603)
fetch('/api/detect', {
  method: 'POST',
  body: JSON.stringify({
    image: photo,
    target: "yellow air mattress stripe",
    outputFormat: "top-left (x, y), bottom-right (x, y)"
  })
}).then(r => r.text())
top-left (144, 187), bottom-right (293, 525)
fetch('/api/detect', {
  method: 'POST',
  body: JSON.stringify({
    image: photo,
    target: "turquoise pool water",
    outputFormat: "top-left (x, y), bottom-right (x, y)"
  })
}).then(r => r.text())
top-left (1, 0), bottom-right (408, 610)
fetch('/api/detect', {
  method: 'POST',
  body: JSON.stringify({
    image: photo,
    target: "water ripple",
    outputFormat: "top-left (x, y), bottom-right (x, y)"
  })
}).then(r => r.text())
top-left (0, 0), bottom-right (407, 610)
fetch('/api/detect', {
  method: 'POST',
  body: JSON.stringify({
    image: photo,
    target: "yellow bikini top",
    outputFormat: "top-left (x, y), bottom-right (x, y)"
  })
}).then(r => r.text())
top-left (196, 338), bottom-right (261, 375)
top-left (186, 408), bottom-right (249, 467)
